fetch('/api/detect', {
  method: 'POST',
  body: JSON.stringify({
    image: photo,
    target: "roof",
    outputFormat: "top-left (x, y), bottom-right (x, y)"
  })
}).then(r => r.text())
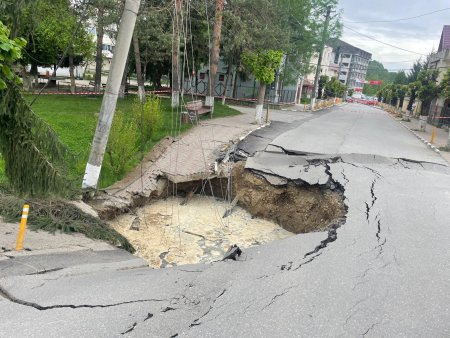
top-left (438, 25), bottom-right (450, 52)
top-left (328, 39), bottom-right (372, 60)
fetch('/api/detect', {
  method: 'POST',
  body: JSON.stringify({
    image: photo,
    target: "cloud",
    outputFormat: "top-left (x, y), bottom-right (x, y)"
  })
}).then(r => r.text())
top-left (337, 0), bottom-right (449, 71)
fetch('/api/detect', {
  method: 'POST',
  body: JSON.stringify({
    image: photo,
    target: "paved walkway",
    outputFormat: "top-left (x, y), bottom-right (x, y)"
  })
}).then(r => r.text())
top-left (397, 116), bottom-right (450, 164)
top-left (105, 107), bottom-right (260, 203)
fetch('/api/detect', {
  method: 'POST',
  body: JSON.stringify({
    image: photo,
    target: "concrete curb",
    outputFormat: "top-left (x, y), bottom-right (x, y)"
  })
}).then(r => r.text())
top-left (380, 108), bottom-right (448, 163)
top-left (398, 121), bottom-right (441, 153)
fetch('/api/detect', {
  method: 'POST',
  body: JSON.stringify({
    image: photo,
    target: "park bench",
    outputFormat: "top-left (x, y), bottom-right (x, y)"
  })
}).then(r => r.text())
top-left (183, 100), bottom-right (212, 123)
top-left (89, 81), bottom-right (106, 89)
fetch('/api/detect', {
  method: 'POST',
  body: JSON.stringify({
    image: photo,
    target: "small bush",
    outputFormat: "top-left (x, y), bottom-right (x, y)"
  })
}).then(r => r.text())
top-left (106, 110), bottom-right (139, 177)
top-left (132, 96), bottom-right (164, 143)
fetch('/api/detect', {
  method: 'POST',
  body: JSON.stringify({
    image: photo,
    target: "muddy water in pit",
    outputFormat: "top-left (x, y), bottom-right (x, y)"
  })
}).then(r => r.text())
top-left (109, 196), bottom-right (293, 268)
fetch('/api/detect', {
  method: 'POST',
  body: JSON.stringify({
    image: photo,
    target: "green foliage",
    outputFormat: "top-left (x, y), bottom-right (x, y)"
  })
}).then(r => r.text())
top-left (106, 110), bottom-right (139, 177)
top-left (0, 21), bottom-right (26, 89)
top-left (348, 88), bottom-right (354, 97)
top-left (417, 69), bottom-right (440, 114)
top-left (363, 60), bottom-right (396, 96)
top-left (0, 84), bottom-right (73, 195)
top-left (106, 96), bottom-right (165, 177)
top-left (440, 68), bottom-right (450, 100)
top-left (3, 95), bottom-right (240, 189)
top-left (133, 96), bottom-right (164, 143)
top-left (241, 49), bottom-right (284, 84)
top-left (318, 75), bottom-right (329, 99)
top-left (324, 76), bottom-right (346, 98)
top-left (394, 71), bottom-right (408, 85)
top-left (0, 192), bottom-right (134, 252)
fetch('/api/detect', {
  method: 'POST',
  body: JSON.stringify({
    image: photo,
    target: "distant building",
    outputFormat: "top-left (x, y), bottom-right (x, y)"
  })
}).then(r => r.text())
top-left (331, 39), bottom-right (372, 93)
top-left (428, 25), bottom-right (450, 125)
top-left (85, 25), bottom-right (115, 75)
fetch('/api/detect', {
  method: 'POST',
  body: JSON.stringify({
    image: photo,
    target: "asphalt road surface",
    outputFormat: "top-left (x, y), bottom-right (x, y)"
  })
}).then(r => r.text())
top-left (1, 103), bottom-right (450, 337)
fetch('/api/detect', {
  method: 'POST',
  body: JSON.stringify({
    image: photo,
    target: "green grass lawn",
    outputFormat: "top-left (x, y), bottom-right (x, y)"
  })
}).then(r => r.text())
top-left (0, 94), bottom-right (240, 190)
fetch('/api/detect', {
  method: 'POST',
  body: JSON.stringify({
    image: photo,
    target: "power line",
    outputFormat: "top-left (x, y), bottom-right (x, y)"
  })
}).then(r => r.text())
top-left (343, 7), bottom-right (450, 24)
top-left (343, 25), bottom-right (427, 56)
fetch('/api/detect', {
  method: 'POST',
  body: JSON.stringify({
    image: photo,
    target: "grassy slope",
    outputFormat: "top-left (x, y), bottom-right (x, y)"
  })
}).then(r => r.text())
top-left (0, 94), bottom-right (240, 189)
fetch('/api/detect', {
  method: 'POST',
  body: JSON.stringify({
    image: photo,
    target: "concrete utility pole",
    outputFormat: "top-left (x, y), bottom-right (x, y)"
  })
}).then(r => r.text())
top-left (205, 0), bottom-right (225, 108)
top-left (82, 0), bottom-right (140, 189)
top-left (171, 0), bottom-right (182, 108)
top-left (310, 5), bottom-right (332, 111)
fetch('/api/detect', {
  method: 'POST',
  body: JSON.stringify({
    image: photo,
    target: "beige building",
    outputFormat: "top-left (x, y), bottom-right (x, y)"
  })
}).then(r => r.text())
top-left (428, 25), bottom-right (450, 125)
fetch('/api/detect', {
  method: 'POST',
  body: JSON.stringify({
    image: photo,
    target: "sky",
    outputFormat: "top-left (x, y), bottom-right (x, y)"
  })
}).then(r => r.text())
top-left (337, 0), bottom-right (449, 73)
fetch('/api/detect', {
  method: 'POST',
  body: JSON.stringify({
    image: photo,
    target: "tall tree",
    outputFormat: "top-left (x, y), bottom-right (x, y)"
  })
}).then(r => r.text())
top-left (242, 49), bottom-right (283, 123)
top-left (205, 0), bottom-right (225, 108)
top-left (0, 22), bottom-right (72, 195)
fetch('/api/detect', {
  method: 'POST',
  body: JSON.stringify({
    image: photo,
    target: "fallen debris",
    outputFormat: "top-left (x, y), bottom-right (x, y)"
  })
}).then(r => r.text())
top-left (222, 194), bottom-right (240, 218)
top-left (222, 244), bottom-right (242, 261)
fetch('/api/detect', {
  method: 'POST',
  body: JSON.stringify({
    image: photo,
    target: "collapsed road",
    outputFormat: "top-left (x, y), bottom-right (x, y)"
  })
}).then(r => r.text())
top-left (1, 103), bottom-right (450, 337)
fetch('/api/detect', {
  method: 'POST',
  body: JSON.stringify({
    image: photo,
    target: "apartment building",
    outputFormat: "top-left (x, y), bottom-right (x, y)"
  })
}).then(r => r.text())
top-left (331, 39), bottom-right (372, 92)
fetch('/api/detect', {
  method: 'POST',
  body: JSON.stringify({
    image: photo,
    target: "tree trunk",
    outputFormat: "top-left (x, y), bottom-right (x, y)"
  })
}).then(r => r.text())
top-left (132, 32), bottom-right (145, 102)
top-left (171, 0), bottom-right (182, 108)
top-left (48, 63), bottom-right (57, 88)
top-left (232, 69), bottom-right (238, 98)
top-left (82, 0), bottom-right (140, 189)
top-left (21, 65), bottom-right (31, 91)
top-left (255, 83), bottom-right (266, 124)
top-left (95, 6), bottom-right (104, 92)
top-left (205, 0), bottom-right (225, 108)
top-left (30, 63), bottom-right (38, 87)
top-left (222, 65), bottom-right (232, 105)
top-left (69, 45), bottom-right (76, 94)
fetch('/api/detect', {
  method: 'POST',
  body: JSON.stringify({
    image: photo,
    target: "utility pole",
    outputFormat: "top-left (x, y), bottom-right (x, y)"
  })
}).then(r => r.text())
top-left (171, 0), bottom-right (182, 108)
top-left (310, 5), bottom-right (332, 111)
top-left (205, 0), bottom-right (225, 109)
top-left (82, 0), bottom-right (140, 189)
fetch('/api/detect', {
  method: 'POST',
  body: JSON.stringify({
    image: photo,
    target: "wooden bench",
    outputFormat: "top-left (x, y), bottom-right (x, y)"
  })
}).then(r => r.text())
top-left (184, 100), bottom-right (212, 123)
top-left (89, 81), bottom-right (106, 89)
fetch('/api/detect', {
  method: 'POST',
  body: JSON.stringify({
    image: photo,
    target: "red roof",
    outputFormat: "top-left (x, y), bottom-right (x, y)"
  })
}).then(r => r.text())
top-left (438, 25), bottom-right (450, 52)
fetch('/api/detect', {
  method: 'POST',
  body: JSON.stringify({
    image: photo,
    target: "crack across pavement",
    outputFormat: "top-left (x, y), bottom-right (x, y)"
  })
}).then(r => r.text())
top-left (189, 289), bottom-right (227, 328)
top-left (0, 285), bottom-right (173, 311)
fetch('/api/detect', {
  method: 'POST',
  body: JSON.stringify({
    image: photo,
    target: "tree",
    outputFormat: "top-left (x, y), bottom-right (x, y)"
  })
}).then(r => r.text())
top-left (417, 69), bottom-right (440, 115)
top-left (394, 71), bottom-right (408, 85)
top-left (205, 0), bottom-right (225, 108)
top-left (363, 60), bottom-right (396, 96)
top-left (242, 49), bottom-right (283, 123)
top-left (90, 0), bottom-right (119, 92)
top-left (324, 76), bottom-right (346, 98)
top-left (440, 68), bottom-right (450, 100)
top-left (0, 21), bottom-right (71, 195)
top-left (318, 75), bottom-right (328, 99)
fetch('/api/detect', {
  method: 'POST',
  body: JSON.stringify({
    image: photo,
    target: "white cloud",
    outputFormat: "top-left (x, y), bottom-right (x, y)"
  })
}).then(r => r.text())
top-left (337, 0), bottom-right (449, 70)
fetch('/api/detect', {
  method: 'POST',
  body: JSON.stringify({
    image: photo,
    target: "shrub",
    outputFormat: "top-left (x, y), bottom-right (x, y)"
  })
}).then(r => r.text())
top-left (132, 95), bottom-right (164, 143)
top-left (106, 110), bottom-right (139, 176)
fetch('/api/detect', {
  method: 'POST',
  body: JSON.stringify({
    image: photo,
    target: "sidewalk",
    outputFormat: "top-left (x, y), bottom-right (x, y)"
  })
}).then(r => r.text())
top-left (397, 116), bottom-right (450, 164)
top-left (100, 107), bottom-right (260, 210)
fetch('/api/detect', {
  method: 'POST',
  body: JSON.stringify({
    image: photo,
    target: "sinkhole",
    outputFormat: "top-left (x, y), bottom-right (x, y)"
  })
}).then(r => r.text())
top-left (108, 162), bottom-right (346, 268)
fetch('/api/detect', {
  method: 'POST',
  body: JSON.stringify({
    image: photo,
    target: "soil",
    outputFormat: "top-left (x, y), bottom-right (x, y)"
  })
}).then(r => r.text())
top-left (107, 161), bottom-right (346, 268)
top-left (230, 162), bottom-right (346, 234)
top-left (108, 196), bottom-right (293, 268)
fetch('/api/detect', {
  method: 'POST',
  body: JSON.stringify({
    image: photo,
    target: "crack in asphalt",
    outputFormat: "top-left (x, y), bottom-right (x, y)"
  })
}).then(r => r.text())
top-left (0, 285), bottom-right (172, 311)
top-left (189, 289), bottom-right (227, 328)
top-left (120, 312), bottom-right (154, 336)
top-left (121, 322), bottom-right (137, 335)
top-left (339, 159), bottom-right (383, 179)
top-left (361, 321), bottom-right (380, 336)
top-left (262, 285), bottom-right (298, 310)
